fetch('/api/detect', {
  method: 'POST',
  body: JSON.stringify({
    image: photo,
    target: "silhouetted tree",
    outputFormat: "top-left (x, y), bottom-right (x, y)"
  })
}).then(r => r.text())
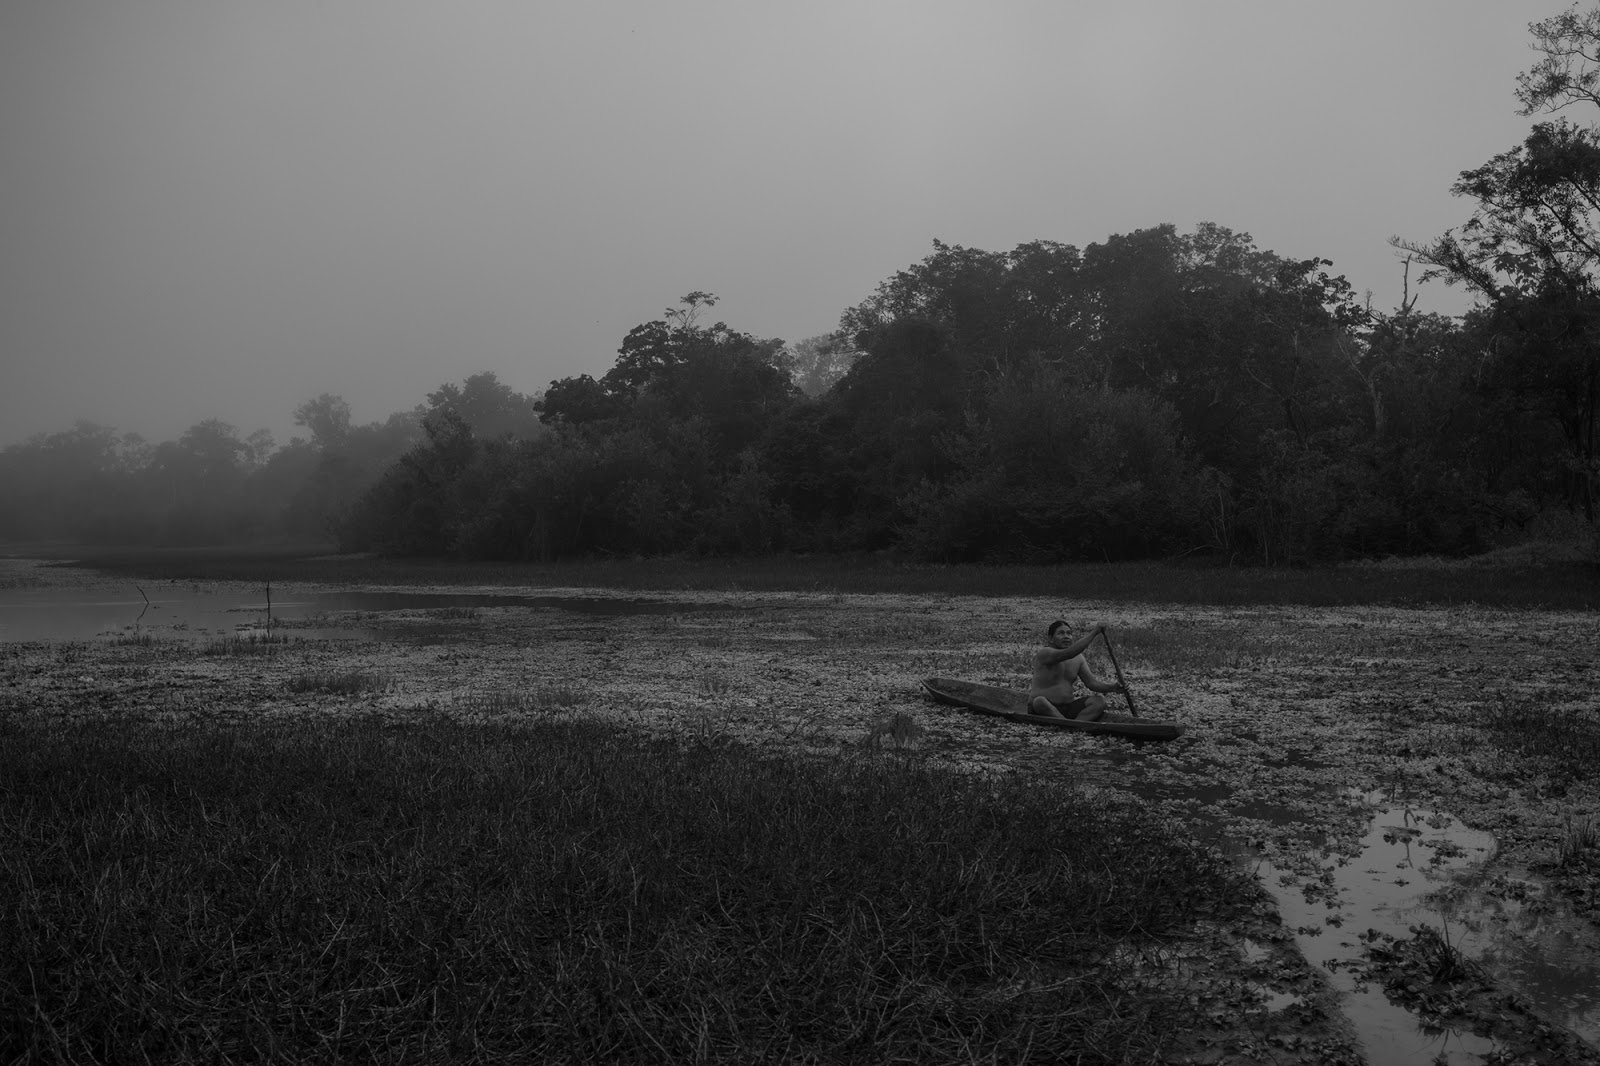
top-left (422, 372), bottom-right (543, 440)
top-left (1398, 8), bottom-right (1600, 519)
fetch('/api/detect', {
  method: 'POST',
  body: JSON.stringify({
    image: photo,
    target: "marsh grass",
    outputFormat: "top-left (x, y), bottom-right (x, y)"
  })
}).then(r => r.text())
top-left (455, 682), bottom-right (588, 718)
top-left (1362, 923), bottom-right (1482, 995)
top-left (285, 669), bottom-right (389, 695)
top-left (1407, 923), bottom-right (1482, 985)
top-left (1, 716), bottom-right (1242, 1065)
top-left (200, 632), bottom-right (295, 657)
top-left (108, 630), bottom-right (160, 647)
top-left (863, 710), bottom-right (927, 751)
top-left (694, 671), bottom-right (734, 699)
top-left (680, 711), bottom-right (730, 748)
top-left (1560, 813), bottom-right (1599, 867)
top-left (1481, 705), bottom-right (1600, 783)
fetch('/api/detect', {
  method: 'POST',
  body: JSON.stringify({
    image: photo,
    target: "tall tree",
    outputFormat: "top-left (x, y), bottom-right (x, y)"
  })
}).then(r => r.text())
top-left (293, 394), bottom-right (352, 451)
top-left (1398, 6), bottom-right (1600, 518)
top-left (1519, 5), bottom-right (1600, 114)
top-left (423, 372), bottom-right (543, 440)
top-left (541, 292), bottom-right (795, 464)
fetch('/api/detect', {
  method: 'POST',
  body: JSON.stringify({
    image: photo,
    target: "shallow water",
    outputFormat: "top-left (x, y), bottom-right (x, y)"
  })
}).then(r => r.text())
top-left (0, 578), bottom-right (730, 643)
top-left (1104, 743), bottom-right (1599, 1062)
top-left (1256, 791), bottom-right (1600, 1064)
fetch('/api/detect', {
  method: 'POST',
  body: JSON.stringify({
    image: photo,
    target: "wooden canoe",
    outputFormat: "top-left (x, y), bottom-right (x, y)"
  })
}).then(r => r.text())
top-left (921, 677), bottom-right (1186, 741)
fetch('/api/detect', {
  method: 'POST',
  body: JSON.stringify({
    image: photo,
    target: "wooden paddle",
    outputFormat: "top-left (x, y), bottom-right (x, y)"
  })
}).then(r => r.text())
top-left (1099, 629), bottom-right (1140, 717)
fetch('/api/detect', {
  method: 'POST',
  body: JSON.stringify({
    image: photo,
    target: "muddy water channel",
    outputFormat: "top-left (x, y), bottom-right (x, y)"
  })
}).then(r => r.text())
top-left (1257, 792), bottom-right (1600, 1063)
top-left (1108, 746), bottom-right (1600, 1063)
top-left (6, 560), bottom-right (1599, 1064)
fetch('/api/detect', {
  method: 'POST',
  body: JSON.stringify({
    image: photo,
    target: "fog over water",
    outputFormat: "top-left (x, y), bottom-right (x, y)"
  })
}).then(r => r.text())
top-left (1, 1), bottom-right (1538, 447)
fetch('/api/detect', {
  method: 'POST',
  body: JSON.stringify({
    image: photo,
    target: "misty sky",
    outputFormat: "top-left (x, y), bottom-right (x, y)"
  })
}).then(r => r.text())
top-left (0, 1), bottom-right (1548, 448)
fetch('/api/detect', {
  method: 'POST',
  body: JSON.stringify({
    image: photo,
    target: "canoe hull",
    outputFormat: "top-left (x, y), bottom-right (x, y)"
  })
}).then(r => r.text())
top-left (921, 677), bottom-right (1186, 741)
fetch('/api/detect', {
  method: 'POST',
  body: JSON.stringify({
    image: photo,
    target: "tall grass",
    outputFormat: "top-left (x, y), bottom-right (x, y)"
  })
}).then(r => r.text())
top-left (1559, 813), bottom-right (1598, 868)
top-left (1, 716), bottom-right (1240, 1065)
top-left (201, 631), bottom-right (295, 657)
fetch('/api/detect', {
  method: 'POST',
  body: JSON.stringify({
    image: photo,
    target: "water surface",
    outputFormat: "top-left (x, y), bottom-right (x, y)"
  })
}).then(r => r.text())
top-left (1256, 792), bottom-right (1599, 1064)
top-left (0, 572), bottom-right (732, 643)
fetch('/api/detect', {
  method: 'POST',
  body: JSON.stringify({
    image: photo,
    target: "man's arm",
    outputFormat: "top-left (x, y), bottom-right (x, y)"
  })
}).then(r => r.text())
top-left (1077, 662), bottom-right (1123, 695)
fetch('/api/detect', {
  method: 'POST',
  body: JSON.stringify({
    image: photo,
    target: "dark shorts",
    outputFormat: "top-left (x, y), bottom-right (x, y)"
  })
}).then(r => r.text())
top-left (1029, 695), bottom-right (1088, 719)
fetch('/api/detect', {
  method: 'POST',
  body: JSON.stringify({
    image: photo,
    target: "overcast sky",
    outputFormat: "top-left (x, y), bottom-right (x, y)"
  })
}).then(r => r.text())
top-left (0, 1), bottom-right (1548, 448)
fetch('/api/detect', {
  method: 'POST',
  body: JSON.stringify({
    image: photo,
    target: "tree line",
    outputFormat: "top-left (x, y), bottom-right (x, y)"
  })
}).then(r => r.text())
top-left (330, 223), bottom-right (1583, 565)
top-left (5, 9), bottom-right (1598, 565)
top-left (0, 375), bottom-right (538, 548)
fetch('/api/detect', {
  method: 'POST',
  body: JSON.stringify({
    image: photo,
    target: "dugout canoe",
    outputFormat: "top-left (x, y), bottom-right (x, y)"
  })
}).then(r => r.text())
top-left (921, 677), bottom-right (1186, 741)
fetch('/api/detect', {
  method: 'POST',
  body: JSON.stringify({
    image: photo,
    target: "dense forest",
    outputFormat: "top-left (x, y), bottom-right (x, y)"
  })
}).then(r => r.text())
top-left (5, 10), bottom-right (1599, 566)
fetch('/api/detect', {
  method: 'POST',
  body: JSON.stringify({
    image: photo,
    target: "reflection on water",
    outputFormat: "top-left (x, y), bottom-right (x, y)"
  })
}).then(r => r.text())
top-left (0, 577), bottom-right (732, 643)
top-left (1445, 867), bottom-right (1600, 1048)
top-left (1110, 748), bottom-right (1600, 1062)
top-left (1258, 792), bottom-right (1600, 1064)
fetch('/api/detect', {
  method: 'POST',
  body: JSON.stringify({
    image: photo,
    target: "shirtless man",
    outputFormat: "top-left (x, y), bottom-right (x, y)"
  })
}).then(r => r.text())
top-left (1029, 620), bottom-right (1123, 721)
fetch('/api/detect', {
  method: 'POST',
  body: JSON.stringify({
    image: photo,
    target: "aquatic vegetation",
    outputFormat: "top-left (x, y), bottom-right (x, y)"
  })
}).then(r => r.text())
top-left (1482, 704), bottom-right (1600, 784)
top-left (1354, 922), bottom-right (1598, 1064)
top-left (1408, 923), bottom-right (1482, 986)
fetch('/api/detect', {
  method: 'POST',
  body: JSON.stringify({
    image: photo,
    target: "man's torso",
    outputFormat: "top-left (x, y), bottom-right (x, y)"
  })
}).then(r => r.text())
top-left (1030, 651), bottom-right (1084, 700)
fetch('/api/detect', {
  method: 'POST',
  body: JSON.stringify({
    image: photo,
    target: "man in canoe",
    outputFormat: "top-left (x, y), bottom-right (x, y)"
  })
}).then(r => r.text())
top-left (1029, 620), bottom-right (1124, 721)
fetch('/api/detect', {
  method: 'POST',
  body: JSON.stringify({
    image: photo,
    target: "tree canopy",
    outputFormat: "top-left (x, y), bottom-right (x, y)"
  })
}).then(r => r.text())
top-left (1398, 5), bottom-right (1600, 519)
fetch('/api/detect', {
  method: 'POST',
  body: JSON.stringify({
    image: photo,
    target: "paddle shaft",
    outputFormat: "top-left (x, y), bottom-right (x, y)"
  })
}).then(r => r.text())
top-left (1099, 630), bottom-right (1139, 717)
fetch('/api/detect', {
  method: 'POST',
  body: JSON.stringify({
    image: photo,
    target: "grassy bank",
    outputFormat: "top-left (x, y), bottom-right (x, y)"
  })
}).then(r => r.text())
top-left (32, 541), bottom-right (1600, 609)
top-left (0, 716), bottom-right (1243, 1065)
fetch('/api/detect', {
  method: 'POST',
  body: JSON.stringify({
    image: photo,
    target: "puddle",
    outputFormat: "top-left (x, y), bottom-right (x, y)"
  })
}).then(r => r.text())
top-left (1255, 791), bottom-right (1600, 1064)
top-left (1105, 753), bottom-right (1599, 1061)
top-left (1437, 870), bottom-right (1600, 1047)
top-left (0, 583), bottom-right (734, 643)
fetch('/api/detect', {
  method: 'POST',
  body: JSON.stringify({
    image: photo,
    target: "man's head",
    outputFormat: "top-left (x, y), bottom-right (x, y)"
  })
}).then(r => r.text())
top-left (1047, 619), bottom-right (1071, 645)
